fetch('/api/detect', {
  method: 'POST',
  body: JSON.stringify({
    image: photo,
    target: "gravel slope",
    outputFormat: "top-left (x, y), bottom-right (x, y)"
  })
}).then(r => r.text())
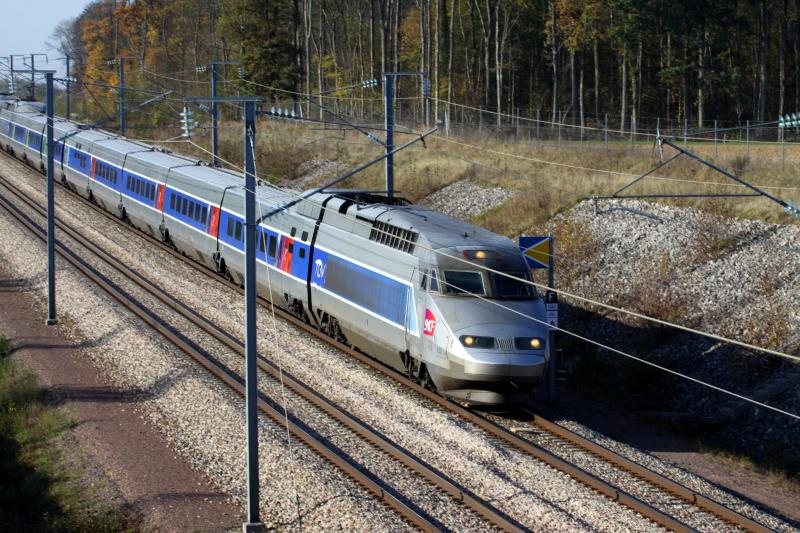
top-left (421, 179), bottom-right (514, 220)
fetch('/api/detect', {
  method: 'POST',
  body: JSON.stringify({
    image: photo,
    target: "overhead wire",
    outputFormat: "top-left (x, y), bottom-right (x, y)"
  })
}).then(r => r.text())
top-left (175, 125), bottom-right (800, 367)
top-left (431, 96), bottom-right (799, 145)
top-left (39, 74), bottom-right (800, 419)
top-left (430, 135), bottom-right (800, 192)
top-left (229, 148), bottom-right (800, 420)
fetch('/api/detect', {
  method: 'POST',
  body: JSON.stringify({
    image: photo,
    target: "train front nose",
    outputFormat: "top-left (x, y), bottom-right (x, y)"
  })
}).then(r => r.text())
top-left (432, 322), bottom-right (550, 405)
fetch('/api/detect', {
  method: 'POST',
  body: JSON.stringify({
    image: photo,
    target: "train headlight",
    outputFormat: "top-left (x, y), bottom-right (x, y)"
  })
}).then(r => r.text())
top-left (475, 250), bottom-right (487, 259)
top-left (514, 337), bottom-right (545, 350)
top-left (459, 335), bottom-right (494, 348)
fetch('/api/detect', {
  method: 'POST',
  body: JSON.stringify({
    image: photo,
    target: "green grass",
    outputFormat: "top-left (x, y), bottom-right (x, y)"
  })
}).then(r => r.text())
top-left (0, 336), bottom-right (140, 532)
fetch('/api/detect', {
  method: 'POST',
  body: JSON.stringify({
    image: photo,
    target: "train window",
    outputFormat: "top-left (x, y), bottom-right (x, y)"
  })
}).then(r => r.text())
top-left (201, 206), bottom-right (207, 223)
top-left (234, 221), bottom-right (243, 241)
top-left (301, 231), bottom-right (308, 242)
top-left (298, 247), bottom-right (305, 259)
top-left (181, 198), bottom-right (188, 216)
top-left (429, 270), bottom-right (439, 292)
top-left (442, 270), bottom-right (485, 296)
top-left (290, 227), bottom-right (296, 237)
top-left (226, 218), bottom-right (234, 237)
top-left (287, 243), bottom-right (293, 254)
top-left (268, 235), bottom-right (277, 258)
top-left (259, 233), bottom-right (267, 254)
top-left (420, 272), bottom-right (427, 289)
top-left (126, 176), bottom-right (132, 190)
top-left (170, 194), bottom-right (176, 210)
top-left (187, 201), bottom-right (195, 220)
top-left (489, 272), bottom-right (534, 300)
top-left (150, 184), bottom-right (156, 200)
top-left (194, 205), bottom-right (202, 222)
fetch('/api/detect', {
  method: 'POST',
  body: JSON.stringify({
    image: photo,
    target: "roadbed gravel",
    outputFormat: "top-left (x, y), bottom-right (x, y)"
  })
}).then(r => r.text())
top-left (1, 154), bottom-right (797, 531)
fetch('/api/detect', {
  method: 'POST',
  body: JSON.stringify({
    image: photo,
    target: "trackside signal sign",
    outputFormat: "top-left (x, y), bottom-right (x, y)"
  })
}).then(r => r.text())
top-left (519, 236), bottom-right (552, 269)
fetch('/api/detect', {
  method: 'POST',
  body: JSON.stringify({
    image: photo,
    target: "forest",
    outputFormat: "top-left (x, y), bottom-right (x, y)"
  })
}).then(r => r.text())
top-left (47, 0), bottom-right (800, 131)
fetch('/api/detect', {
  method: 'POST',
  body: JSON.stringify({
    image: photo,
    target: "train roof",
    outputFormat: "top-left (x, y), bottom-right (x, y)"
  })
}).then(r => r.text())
top-left (305, 189), bottom-right (513, 252)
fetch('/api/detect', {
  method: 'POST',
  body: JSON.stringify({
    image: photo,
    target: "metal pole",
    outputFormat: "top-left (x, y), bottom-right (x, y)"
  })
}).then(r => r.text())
top-left (384, 73), bottom-right (394, 198)
top-left (65, 56), bottom-right (71, 120)
top-left (243, 100), bottom-right (263, 532)
top-left (45, 72), bottom-right (57, 326)
top-left (781, 125), bottom-right (785, 170)
top-left (604, 113), bottom-right (608, 152)
top-left (119, 58), bottom-right (125, 135)
top-left (30, 54), bottom-right (35, 100)
top-left (211, 63), bottom-right (219, 167)
top-left (746, 120), bottom-right (750, 158)
top-left (9, 56), bottom-right (13, 93)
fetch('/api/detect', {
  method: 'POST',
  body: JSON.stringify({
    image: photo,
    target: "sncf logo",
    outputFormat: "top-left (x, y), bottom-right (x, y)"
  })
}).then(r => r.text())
top-left (314, 258), bottom-right (326, 278)
top-left (423, 308), bottom-right (437, 336)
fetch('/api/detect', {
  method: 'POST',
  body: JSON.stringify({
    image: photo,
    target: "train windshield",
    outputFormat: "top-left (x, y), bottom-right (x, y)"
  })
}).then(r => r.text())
top-left (490, 271), bottom-right (536, 300)
top-left (442, 270), bottom-right (486, 296)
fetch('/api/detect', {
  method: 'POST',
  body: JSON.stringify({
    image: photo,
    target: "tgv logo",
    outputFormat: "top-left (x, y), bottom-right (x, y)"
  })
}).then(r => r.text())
top-left (423, 308), bottom-right (437, 336)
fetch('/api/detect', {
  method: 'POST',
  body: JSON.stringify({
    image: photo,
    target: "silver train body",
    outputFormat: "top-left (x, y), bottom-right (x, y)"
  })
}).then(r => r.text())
top-left (0, 100), bottom-right (550, 405)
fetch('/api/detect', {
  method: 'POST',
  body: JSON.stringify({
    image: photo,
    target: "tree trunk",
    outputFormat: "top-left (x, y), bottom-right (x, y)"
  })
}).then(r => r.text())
top-left (369, 0), bottom-right (375, 81)
top-left (794, 0), bottom-right (800, 113)
top-left (304, 0), bottom-right (312, 116)
top-left (758, 0), bottom-right (768, 128)
top-left (570, 49), bottom-right (577, 125)
top-left (620, 43), bottom-right (627, 133)
top-left (779, 0), bottom-right (787, 118)
top-left (446, 0), bottom-right (454, 124)
top-left (593, 37), bottom-right (600, 122)
top-left (378, 0), bottom-right (388, 76)
top-left (666, 31), bottom-right (671, 120)
top-left (579, 50), bottom-right (585, 132)
top-left (682, 37), bottom-right (690, 124)
top-left (550, 0), bottom-right (558, 124)
top-left (494, 2), bottom-right (504, 127)
top-left (434, 0), bottom-right (440, 120)
top-left (795, 0), bottom-right (800, 112)
top-left (698, 28), bottom-right (705, 128)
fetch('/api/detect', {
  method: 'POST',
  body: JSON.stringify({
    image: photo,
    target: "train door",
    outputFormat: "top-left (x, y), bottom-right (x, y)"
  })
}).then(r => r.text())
top-left (404, 268), bottom-right (420, 356)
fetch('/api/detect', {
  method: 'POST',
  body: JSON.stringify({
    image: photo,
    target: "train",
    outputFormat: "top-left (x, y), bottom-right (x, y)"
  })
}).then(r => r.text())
top-left (0, 97), bottom-right (551, 405)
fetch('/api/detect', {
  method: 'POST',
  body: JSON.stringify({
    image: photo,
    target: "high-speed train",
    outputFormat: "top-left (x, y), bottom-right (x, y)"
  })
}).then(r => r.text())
top-left (0, 97), bottom-right (551, 405)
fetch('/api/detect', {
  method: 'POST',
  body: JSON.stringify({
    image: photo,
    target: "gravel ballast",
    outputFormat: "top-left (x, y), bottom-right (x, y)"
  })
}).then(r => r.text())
top-left (421, 179), bottom-right (514, 220)
top-left (1, 156), bottom-right (796, 531)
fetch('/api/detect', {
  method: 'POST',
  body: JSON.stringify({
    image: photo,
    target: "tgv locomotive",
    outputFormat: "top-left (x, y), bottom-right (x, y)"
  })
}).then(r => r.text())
top-left (0, 98), bottom-right (550, 405)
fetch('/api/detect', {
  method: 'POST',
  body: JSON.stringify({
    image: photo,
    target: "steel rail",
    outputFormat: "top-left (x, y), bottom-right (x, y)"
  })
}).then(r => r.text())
top-left (516, 408), bottom-right (773, 533)
top-left (0, 179), bottom-right (441, 532)
top-left (0, 171), bottom-right (524, 533)
top-left (0, 151), bottom-right (775, 532)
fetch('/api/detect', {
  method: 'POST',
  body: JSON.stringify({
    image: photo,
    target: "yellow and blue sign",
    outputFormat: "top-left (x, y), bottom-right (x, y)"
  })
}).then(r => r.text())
top-left (519, 236), bottom-right (552, 269)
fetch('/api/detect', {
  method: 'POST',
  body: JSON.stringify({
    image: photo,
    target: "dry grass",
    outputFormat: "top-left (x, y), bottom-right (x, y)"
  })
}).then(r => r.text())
top-left (131, 119), bottom-right (800, 234)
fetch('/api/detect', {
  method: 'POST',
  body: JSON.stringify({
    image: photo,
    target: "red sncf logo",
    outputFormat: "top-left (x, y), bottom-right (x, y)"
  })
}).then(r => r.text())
top-left (423, 308), bottom-right (437, 336)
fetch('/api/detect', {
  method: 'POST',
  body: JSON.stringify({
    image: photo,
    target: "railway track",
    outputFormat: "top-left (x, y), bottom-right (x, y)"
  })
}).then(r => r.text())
top-left (0, 151), bottom-right (779, 532)
top-left (0, 170), bottom-right (524, 532)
